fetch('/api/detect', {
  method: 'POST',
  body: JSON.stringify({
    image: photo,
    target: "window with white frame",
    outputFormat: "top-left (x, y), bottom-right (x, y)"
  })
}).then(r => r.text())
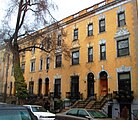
top-left (46, 36), bottom-right (51, 49)
top-left (100, 44), bottom-right (106, 60)
top-left (40, 42), bottom-right (44, 50)
top-left (29, 81), bottom-right (34, 94)
top-left (39, 58), bottom-right (43, 71)
top-left (74, 28), bottom-right (78, 40)
top-left (117, 38), bottom-right (129, 57)
top-left (118, 72), bottom-right (131, 93)
top-left (88, 23), bottom-right (93, 36)
top-left (72, 50), bottom-right (79, 65)
top-left (21, 62), bottom-right (25, 73)
top-left (30, 60), bottom-right (35, 72)
top-left (46, 57), bottom-right (50, 70)
top-left (55, 54), bottom-right (62, 68)
top-left (118, 11), bottom-right (126, 27)
top-left (11, 66), bottom-right (14, 76)
top-left (99, 19), bottom-right (105, 33)
top-left (88, 47), bottom-right (93, 62)
top-left (57, 34), bottom-right (62, 46)
top-left (32, 45), bottom-right (35, 54)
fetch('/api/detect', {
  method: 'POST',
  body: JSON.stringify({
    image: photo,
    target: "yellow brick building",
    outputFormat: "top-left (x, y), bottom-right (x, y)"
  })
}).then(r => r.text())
top-left (1, 0), bottom-right (138, 119)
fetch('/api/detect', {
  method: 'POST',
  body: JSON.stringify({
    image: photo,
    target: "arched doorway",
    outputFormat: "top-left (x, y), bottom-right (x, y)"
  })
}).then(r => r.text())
top-left (45, 78), bottom-right (49, 96)
top-left (87, 73), bottom-right (94, 98)
top-left (99, 71), bottom-right (108, 96)
top-left (38, 78), bottom-right (42, 96)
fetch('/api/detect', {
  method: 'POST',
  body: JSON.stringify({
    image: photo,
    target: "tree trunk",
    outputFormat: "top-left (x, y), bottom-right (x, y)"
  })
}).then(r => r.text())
top-left (11, 43), bottom-right (28, 102)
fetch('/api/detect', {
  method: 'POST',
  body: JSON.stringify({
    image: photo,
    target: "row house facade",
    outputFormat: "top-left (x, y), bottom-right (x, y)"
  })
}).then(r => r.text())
top-left (1, 0), bottom-right (138, 119)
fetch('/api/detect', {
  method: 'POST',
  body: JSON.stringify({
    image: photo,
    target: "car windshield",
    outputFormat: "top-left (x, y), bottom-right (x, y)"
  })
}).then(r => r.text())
top-left (0, 109), bottom-right (32, 120)
top-left (87, 110), bottom-right (107, 118)
top-left (32, 106), bottom-right (47, 112)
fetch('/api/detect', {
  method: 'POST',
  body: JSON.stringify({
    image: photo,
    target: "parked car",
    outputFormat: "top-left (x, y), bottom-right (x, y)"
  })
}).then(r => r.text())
top-left (0, 104), bottom-right (38, 120)
top-left (23, 105), bottom-right (55, 120)
top-left (56, 108), bottom-right (112, 120)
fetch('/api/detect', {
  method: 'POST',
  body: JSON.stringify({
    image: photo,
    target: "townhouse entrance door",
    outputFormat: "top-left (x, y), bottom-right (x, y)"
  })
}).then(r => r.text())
top-left (87, 73), bottom-right (94, 98)
top-left (99, 71), bottom-right (108, 96)
top-left (38, 78), bottom-right (42, 96)
top-left (54, 79), bottom-right (61, 98)
top-left (71, 76), bottom-right (79, 100)
top-left (45, 78), bottom-right (49, 96)
top-left (118, 72), bottom-right (131, 120)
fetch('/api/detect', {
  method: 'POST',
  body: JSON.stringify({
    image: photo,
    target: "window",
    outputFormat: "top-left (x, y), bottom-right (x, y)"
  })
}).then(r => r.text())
top-left (66, 109), bottom-right (78, 116)
top-left (57, 34), bottom-right (62, 46)
top-left (118, 11), bottom-right (126, 27)
top-left (118, 72), bottom-right (131, 93)
top-left (11, 66), bottom-right (14, 76)
top-left (29, 81), bottom-right (34, 94)
top-left (72, 50), bottom-right (79, 65)
top-left (39, 59), bottom-right (43, 71)
top-left (78, 110), bottom-right (88, 118)
top-left (46, 57), bottom-right (50, 70)
top-left (117, 38), bottom-right (129, 57)
top-left (46, 37), bottom-right (51, 49)
top-left (32, 46), bottom-right (35, 54)
top-left (21, 51), bottom-right (25, 62)
top-left (21, 63), bottom-right (25, 73)
top-left (55, 54), bottom-right (62, 68)
top-left (40, 42), bottom-right (44, 51)
top-left (88, 23), bottom-right (93, 36)
top-left (88, 47), bottom-right (93, 62)
top-left (10, 82), bottom-right (12, 96)
top-left (100, 44), bottom-right (106, 60)
top-left (30, 60), bottom-right (35, 72)
top-left (99, 19), bottom-right (105, 33)
top-left (74, 28), bottom-right (78, 40)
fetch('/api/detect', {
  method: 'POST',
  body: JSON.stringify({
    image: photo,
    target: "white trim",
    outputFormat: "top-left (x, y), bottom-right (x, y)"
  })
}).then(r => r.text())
top-left (70, 73), bottom-right (80, 77)
top-left (87, 42), bottom-right (94, 48)
top-left (116, 65), bottom-right (132, 72)
top-left (117, 6), bottom-right (126, 14)
top-left (98, 14), bottom-right (106, 20)
top-left (99, 39), bottom-right (106, 44)
top-left (114, 28), bottom-right (130, 40)
top-left (115, 37), bottom-right (130, 58)
top-left (95, 0), bottom-right (132, 16)
top-left (97, 70), bottom-right (109, 79)
top-left (54, 74), bottom-right (62, 79)
top-left (60, 0), bottom-right (132, 28)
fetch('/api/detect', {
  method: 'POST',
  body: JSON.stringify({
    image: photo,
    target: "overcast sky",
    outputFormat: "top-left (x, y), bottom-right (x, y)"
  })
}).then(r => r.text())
top-left (0, 0), bottom-right (103, 22)
top-left (51, 0), bottom-right (103, 21)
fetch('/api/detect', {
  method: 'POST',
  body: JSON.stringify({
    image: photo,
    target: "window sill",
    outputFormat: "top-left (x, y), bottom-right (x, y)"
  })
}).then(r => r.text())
top-left (116, 55), bottom-right (130, 59)
top-left (87, 61), bottom-right (94, 63)
top-left (73, 39), bottom-right (78, 41)
top-left (99, 59), bottom-right (106, 62)
top-left (70, 64), bottom-right (80, 66)
top-left (98, 31), bottom-right (106, 35)
top-left (117, 24), bottom-right (127, 28)
top-left (86, 35), bottom-right (94, 39)
top-left (54, 66), bottom-right (62, 69)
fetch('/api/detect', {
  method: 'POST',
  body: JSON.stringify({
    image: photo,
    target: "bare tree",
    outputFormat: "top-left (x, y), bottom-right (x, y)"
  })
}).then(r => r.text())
top-left (0, 0), bottom-right (70, 103)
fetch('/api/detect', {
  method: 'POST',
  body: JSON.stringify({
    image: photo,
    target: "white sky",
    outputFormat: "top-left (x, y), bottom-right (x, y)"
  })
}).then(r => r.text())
top-left (51, 0), bottom-right (103, 21)
top-left (0, 0), bottom-right (103, 22)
